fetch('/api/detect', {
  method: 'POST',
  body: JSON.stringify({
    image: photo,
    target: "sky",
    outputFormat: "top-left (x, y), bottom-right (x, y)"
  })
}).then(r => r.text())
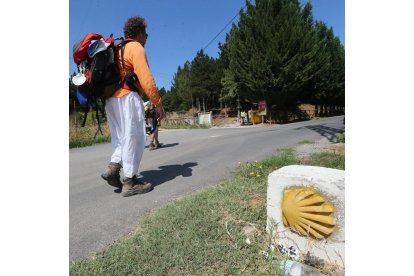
top-left (69, 0), bottom-right (344, 91)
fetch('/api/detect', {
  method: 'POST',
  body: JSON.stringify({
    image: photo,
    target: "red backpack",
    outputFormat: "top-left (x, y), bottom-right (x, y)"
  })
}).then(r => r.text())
top-left (71, 33), bottom-right (139, 133)
top-left (72, 33), bottom-right (124, 101)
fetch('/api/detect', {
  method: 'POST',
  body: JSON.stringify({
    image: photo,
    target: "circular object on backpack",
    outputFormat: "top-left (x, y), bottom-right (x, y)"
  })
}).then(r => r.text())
top-left (72, 73), bottom-right (86, 86)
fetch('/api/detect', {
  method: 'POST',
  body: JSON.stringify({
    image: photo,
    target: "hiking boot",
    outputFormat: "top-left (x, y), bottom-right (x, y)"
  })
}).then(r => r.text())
top-left (149, 142), bottom-right (156, 151)
top-left (130, 175), bottom-right (148, 185)
top-left (121, 177), bottom-right (153, 197)
top-left (101, 162), bottom-right (122, 189)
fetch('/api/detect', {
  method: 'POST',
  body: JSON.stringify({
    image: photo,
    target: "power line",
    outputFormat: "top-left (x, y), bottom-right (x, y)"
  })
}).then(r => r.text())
top-left (202, 3), bottom-right (248, 51)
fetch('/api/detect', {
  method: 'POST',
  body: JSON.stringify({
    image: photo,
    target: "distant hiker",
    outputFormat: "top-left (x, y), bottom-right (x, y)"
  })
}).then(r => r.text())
top-left (145, 101), bottom-right (162, 150)
top-left (101, 16), bottom-right (166, 197)
top-left (241, 111), bottom-right (246, 125)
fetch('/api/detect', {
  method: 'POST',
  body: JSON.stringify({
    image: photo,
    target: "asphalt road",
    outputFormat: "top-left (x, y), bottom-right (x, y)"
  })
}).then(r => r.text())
top-left (70, 115), bottom-right (345, 262)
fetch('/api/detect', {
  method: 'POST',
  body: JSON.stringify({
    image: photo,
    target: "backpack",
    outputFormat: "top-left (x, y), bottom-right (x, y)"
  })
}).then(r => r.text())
top-left (71, 33), bottom-right (139, 136)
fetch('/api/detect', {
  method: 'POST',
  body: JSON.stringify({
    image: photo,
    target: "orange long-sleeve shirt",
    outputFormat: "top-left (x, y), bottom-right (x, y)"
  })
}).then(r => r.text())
top-left (113, 41), bottom-right (161, 106)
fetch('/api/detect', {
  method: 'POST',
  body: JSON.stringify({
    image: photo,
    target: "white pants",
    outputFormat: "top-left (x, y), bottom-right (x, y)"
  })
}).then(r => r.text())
top-left (105, 92), bottom-right (146, 178)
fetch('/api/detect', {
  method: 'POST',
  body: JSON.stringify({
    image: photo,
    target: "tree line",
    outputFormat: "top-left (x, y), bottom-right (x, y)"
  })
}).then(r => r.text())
top-left (163, 0), bottom-right (344, 119)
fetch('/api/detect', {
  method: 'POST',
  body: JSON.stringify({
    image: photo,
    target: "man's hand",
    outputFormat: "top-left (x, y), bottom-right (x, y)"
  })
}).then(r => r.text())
top-left (156, 105), bottom-right (166, 123)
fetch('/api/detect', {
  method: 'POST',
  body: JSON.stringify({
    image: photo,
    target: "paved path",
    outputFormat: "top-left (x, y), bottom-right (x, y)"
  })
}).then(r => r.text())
top-left (70, 115), bottom-right (345, 262)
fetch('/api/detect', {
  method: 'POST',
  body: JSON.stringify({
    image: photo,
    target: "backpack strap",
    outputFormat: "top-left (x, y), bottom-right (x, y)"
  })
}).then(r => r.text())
top-left (119, 38), bottom-right (134, 75)
top-left (119, 40), bottom-right (142, 95)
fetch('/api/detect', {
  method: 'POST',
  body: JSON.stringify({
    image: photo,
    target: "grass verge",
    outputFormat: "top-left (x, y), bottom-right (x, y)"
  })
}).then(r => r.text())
top-left (70, 148), bottom-right (344, 275)
top-left (69, 124), bottom-right (111, 149)
top-left (297, 139), bottom-right (314, 145)
top-left (300, 151), bottom-right (345, 170)
top-left (69, 112), bottom-right (111, 149)
top-left (69, 136), bottom-right (111, 149)
top-left (336, 132), bottom-right (345, 143)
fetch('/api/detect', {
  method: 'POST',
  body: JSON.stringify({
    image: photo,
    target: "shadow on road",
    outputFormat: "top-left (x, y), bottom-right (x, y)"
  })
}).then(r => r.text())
top-left (145, 142), bottom-right (180, 149)
top-left (138, 162), bottom-right (198, 187)
top-left (295, 124), bottom-right (344, 142)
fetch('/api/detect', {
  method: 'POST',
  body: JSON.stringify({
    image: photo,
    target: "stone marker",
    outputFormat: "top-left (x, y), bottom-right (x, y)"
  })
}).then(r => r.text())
top-left (267, 165), bottom-right (345, 267)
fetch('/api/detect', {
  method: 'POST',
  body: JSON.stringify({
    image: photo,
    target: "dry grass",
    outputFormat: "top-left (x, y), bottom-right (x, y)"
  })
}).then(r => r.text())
top-left (69, 113), bottom-right (111, 148)
top-left (69, 123), bottom-right (110, 140)
top-left (326, 143), bottom-right (345, 155)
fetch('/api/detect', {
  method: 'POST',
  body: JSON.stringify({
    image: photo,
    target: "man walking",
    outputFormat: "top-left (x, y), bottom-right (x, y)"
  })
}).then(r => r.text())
top-left (101, 16), bottom-right (165, 197)
top-left (145, 102), bottom-right (162, 151)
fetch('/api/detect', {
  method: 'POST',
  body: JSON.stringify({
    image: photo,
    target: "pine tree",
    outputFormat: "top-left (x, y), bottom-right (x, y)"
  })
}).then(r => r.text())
top-left (69, 0), bottom-right (345, 116)
top-left (222, 0), bottom-right (330, 112)
top-left (189, 50), bottom-right (222, 111)
top-left (169, 62), bottom-right (192, 111)
top-left (309, 21), bottom-right (345, 114)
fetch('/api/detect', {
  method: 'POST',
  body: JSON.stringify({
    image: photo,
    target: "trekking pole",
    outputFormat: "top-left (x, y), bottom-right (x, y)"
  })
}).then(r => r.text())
top-left (93, 104), bottom-right (103, 139)
top-left (74, 99), bottom-right (78, 138)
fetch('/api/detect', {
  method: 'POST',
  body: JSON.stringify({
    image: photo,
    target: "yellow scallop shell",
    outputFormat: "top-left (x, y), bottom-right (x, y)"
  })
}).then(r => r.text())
top-left (281, 187), bottom-right (336, 239)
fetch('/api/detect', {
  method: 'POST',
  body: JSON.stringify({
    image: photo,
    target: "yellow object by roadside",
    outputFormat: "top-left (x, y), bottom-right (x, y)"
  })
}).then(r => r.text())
top-left (281, 187), bottom-right (336, 239)
top-left (248, 110), bottom-right (262, 124)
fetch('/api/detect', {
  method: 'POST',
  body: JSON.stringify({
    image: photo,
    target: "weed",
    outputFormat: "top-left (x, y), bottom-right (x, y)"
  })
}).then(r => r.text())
top-left (300, 151), bottom-right (345, 170)
top-left (336, 133), bottom-right (345, 143)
